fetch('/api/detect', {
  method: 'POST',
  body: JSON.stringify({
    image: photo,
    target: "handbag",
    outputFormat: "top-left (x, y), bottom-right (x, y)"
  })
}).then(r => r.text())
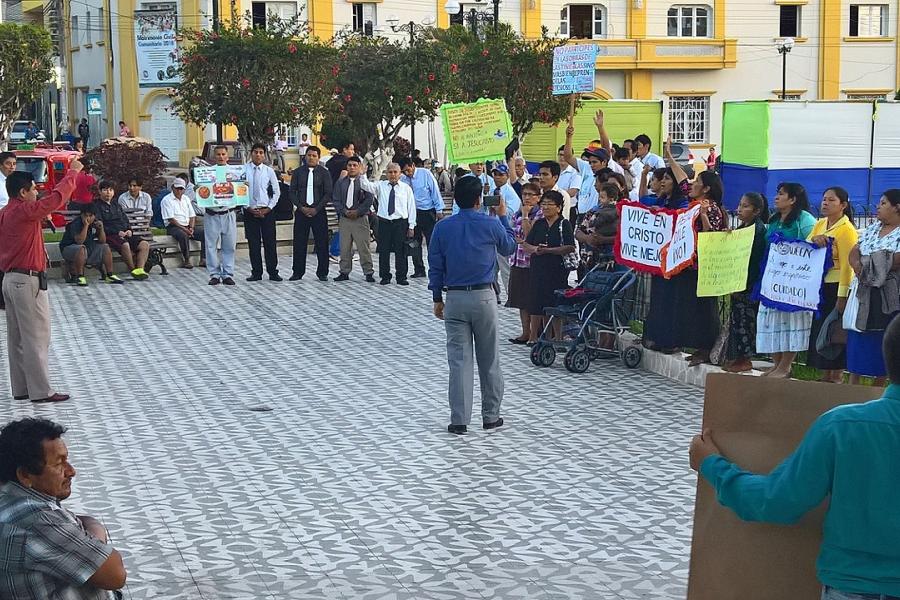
top-left (551, 218), bottom-right (579, 271)
top-left (842, 277), bottom-right (861, 332)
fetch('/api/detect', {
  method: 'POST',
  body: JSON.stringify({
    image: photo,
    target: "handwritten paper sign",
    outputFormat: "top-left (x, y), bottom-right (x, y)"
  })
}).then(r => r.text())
top-left (439, 98), bottom-right (513, 165)
top-left (552, 44), bottom-right (599, 95)
top-left (758, 238), bottom-right (829, 312)
top-left (696, 226), bottom-right (756, 297)
top-left (614, 201), bottom-right (675, 275)
top-left (193, 165), bottom-right (250, 209)
top-left (660, 204), bottom-right (701, 278)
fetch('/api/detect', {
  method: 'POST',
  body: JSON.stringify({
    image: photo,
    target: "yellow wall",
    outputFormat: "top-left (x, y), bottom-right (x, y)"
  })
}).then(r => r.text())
top-left (818, 0), bottom-right (841, 98)
top-left (627, 71), bottom-right (653, 99)
top-left (521, 0), bottom-right (542, 39)
top-left (116, 0), bottom-right (138, 139)
top-left (309, 0), bottom-right (333, 39)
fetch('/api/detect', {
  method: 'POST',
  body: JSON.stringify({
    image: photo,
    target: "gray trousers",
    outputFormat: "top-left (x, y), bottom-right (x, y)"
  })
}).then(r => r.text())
top-left (444, 288), bottom-right (503, 425)
top-left (3, 272), bottom-right (54, 398)
top-left (496, 252), bottom-right (511, 297)
top-left (204, 212), bottom-right (237, 278)
top-left (339, 215), bottom-right (374, 275)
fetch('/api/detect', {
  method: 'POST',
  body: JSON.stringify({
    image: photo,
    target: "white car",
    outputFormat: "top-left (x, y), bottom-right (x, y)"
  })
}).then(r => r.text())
top-left (9, 121), bottom-right (46, 145)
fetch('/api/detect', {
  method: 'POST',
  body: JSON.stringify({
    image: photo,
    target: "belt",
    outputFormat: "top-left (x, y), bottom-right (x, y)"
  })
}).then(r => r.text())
top-left (447, 283), bottom-right (493, 291)
top-left (8, 269), bottom-right (44, 277)
top-left (205, 207), bottom-right (238, 216)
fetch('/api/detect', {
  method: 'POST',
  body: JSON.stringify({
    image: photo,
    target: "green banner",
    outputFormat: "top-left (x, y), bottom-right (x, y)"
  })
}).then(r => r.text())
top-left (721, 101), bottom-right (769, 168)
top-left (440, 98), bottom-right (513, 165)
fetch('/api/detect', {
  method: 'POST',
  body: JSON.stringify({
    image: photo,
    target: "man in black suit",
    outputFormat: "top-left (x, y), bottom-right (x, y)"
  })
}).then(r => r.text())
top-left (289, 146), bottom-right (332, 281)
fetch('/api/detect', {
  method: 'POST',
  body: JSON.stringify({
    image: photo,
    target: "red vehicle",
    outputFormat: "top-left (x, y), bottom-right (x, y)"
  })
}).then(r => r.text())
top-left (14, 146), bottom-right (83, 228)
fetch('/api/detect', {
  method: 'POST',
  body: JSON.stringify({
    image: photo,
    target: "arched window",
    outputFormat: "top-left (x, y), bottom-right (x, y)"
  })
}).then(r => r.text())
top-left (560, 4), bottom-right (607, 39)
top-left (667, 5), bottom-right (712, 37)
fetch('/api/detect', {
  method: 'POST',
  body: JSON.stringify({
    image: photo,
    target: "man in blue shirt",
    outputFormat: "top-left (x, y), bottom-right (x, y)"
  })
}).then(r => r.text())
top-left (429, 176), bottom-right (517, 435)
top-left (399, 157), bottom-right (444, 279)
top-left (690, 315), bottom-right (900, 600)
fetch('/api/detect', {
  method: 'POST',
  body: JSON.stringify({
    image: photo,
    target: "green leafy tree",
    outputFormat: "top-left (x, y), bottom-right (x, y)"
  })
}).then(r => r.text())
top-left (171, 15), bottom-right (338, 156)
top-left (328, 32), bottom-right (455, 177)
top-left (0, 24), bottom-right (54, 150)
top-left (431, 24), bottom-right (572, 138)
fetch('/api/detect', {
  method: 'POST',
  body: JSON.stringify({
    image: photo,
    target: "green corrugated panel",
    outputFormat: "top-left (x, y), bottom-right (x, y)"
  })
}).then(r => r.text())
top-left (520, 100), bottom-right (664, 163)
top-left (721, 101), bottom-right (769, 168)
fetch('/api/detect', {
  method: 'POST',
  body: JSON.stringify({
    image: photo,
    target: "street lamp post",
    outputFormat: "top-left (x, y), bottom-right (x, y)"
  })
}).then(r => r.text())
top-left (777, 37), bottom-right (795, 100)
top-left (444, 0), bottom-right (501, 36)
top-left (385, 15), bottom-right (436, 153)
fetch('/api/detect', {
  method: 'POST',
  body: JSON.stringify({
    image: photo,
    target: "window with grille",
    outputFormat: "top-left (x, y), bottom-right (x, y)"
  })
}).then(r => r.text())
top-left (251, 1), bottom-right (297, 28)
top-left (779, 5), bottom-right (800, 37)
top-left (849, 5), bottom-right (888, 36)
top-left (560, 5), bottom-right (607, 38)
top-left (667, 5), bottom-right (711, 37)
top-left (668, 96), bottom-right (710, 144)
top-left (352, 3), bottom-right (376, 36)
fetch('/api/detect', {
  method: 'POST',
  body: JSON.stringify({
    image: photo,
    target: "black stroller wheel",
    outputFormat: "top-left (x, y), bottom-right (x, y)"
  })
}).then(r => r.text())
top-left (530, 343), bottom-right (543, 366)
top-left (531, 343), bottom-right (556, 367)
top-left (565, 348), bottom-right (591, 373)
top-left (622, 346), bottom-right (642, 369)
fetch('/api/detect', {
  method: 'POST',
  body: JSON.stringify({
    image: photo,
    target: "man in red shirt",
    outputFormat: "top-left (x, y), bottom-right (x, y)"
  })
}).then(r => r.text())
top-left (0, 160), bottom-right (82, 403)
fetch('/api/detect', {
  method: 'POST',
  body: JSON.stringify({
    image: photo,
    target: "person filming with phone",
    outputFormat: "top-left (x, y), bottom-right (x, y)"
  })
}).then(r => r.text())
top-left (428, 176), bottom-right (517, 436)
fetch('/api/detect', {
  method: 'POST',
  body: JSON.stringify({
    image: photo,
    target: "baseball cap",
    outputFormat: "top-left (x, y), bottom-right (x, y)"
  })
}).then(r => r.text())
top-left (582, 146), bottom-right (610, 162)
top-left (433, 162), bottom-right (443, 169)
top-left (172, 178), bottom-right (186, 189)
top-left (492, 164), bottom-right (509, 175)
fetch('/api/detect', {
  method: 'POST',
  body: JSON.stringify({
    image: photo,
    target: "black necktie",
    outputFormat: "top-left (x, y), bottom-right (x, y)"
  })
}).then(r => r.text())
top-left (388, 183), bottom-right (396, 216)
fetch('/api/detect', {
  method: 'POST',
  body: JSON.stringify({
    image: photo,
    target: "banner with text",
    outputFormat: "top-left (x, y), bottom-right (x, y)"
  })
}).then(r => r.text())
top-left (756, 235), bottom-right (831, 312)
top-left (135, 10), bottom-right (179, 87)
top-left (439, 99), bottom-right (513, 165)
top-left (193, 166), bottom-right (250, 209)
top-left (614, 201), bottom-right (675, 275)
top-left (552, 44), bottom-right (599, 95)
top-left (696, 226), bottom-right (756, 297)
top-left (660, 204), bottom-right (701, 278)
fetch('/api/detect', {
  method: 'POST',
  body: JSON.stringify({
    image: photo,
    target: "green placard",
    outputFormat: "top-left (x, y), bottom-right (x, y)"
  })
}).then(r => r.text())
top-left (721, 101), bottom-right (769, 168)
top-left (440, 98), bottom-right (513, 165)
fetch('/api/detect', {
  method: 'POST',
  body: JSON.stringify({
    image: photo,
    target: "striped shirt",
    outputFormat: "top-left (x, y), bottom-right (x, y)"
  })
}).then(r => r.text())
top-left (0, 482), bottom-right (114, 599)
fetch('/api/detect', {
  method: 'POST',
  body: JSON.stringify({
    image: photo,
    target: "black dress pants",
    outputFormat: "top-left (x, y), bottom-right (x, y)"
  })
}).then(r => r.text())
top-left (292, 209), bottom-right (329, 278)
top-left (244, 209), bottom-right (278, 276)
top-left (410, 208), bottom-right (437, 273)
top-left (377, 217), bottom-right (409, 282)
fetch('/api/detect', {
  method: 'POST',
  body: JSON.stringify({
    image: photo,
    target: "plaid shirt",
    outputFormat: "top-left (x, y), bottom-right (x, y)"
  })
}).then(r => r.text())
top-left (0, 482), bottom-right (114, 600)
top-left (509, 206), bottom-right (543, 268)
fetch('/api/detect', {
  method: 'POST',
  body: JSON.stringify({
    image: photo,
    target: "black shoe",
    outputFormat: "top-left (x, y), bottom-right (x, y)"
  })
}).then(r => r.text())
top-left (334, 273), bottom-right (350, 282)
top-left (269, 274), bottom-right (283, 282)
top-left (246, 274), bottom-right (263, 282)
top-left (13, 395), bottom-right (28, 400)
top-left (483, 417), bottom-right (504, 431)
top-left (447, 424), bottom-right (467, 435)
top-left (365, 274), bottom-right (376, 283)
top-left (397, 280), bottom-right (409, 286)
top-left (209, 277), bottom-right (221, 286)
top-left (31, 393), bottom-right (70, 403)
top-left (289, 274), bottom-right (303, 281)
top-left (222, 277), bottom-right (236, 286)
top-left (411, 271), bottom-right (427, 278)
top-left (380, 278), bottom-right (391, 285)
top-left (317, 275), bottom-right (329, 282)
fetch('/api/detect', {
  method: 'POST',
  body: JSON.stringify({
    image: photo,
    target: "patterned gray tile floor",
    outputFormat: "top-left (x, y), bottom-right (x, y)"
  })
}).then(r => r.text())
top-left (0, 255), bottom-right (702, 599)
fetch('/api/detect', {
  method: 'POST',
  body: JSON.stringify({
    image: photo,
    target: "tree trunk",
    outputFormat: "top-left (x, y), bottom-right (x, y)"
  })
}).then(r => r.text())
top-left (366, 141), bottom-right (394, 181)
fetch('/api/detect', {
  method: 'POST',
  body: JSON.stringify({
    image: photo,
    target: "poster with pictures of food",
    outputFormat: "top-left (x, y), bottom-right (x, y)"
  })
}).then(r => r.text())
top-left (193, 166), bottom-right (250, 208)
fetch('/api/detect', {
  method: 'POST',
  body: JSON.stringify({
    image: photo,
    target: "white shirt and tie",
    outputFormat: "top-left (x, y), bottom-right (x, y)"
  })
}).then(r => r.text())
top-left (247, 162), bottom-right (280, 210)
top-left (375, 180), bottom-right (417, 228)
top-left (304, 168), bottom-right (316, 206)
top-left (0, 172), bottom-right (8, 208)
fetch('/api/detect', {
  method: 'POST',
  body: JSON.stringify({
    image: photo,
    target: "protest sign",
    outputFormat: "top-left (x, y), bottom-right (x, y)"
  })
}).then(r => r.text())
top-left (688, 374), bottom-right (880, 600)
top-left (552, 44), bottom-right (599, 95)
top-left (757, 235), bottom-right (830, 312)
top-left (696, 226), bottom-right (756, 297)
top-left (439, 99), bottom-right (513, 165)
top-left (193, 165), bottom-right (250, 209)
top-left (614, 200), bottom-right (674, 275)
top-left (660, 204), bottom-right (700, 278)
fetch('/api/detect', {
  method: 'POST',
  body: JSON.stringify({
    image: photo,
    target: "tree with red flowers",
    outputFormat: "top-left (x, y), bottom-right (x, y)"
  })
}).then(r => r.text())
top-left (171, 15), bottom-right (338, 155)
top-left (431, 24), bottom-right (572, 138)
top-left (322, 31), bottom-right (454, 177)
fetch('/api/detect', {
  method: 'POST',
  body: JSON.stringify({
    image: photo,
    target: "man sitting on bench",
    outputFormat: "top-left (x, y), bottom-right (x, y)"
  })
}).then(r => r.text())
top-left (59, 204), bottom-right (123, 286)
top-left (94, 180), bottom-right (150, 280)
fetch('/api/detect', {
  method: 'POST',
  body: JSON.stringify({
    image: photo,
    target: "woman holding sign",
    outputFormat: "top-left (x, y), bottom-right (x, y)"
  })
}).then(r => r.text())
top-left (757, 182), bottom-right (817, 378)
top-left (846, 189), bottom-right (900, 386)
top-left (806, 187), bottom-right (859, 382)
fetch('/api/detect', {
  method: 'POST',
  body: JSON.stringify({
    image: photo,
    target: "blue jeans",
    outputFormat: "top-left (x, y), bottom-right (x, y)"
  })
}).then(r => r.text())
top-left (823, 586), bottom-right (900, 600)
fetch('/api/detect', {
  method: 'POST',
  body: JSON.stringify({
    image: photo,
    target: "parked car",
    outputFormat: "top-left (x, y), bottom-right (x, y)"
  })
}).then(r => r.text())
top-left (200, 141), bottom-right (245, 165)
top-left (14, 147), bottom-right (83, 228)
top-left (9, 121), bottom-right (46, 146)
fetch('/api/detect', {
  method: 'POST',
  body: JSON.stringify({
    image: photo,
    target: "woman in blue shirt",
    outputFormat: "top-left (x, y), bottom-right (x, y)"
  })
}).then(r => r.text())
top-left (757, 182), bottom-right (818, 378)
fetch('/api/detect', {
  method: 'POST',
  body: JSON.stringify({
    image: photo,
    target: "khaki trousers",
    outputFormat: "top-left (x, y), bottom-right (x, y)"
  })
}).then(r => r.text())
top-left (339, 215), bottom-right (374, 275)
top-left (3, 272), bottom-right (53, 398)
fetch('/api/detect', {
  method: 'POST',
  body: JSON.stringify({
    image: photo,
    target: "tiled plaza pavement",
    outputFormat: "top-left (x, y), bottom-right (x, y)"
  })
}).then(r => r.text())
top-left (0, 255), bottom-right (703, 599)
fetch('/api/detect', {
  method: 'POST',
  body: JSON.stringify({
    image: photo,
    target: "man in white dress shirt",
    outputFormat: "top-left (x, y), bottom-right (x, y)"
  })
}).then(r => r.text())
top-left (374, 163), bottom-right (416, 285)
top-left (160, 179), bottom-right (204, 269)
top-left (634, 133), bottom-right (665, 170)
top-left (116, 178), bottom-right (153, 217)
top-left (244, 144), bottom-right (282, 282)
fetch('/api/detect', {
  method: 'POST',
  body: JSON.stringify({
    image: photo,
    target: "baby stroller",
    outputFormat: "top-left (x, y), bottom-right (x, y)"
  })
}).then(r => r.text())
top-left (530, 264), bottom-right (642, 373)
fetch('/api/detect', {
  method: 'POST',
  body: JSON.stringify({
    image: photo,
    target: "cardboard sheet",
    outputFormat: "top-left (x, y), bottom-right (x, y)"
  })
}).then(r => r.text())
top-left (687, 374), bottom-right (883, 600)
